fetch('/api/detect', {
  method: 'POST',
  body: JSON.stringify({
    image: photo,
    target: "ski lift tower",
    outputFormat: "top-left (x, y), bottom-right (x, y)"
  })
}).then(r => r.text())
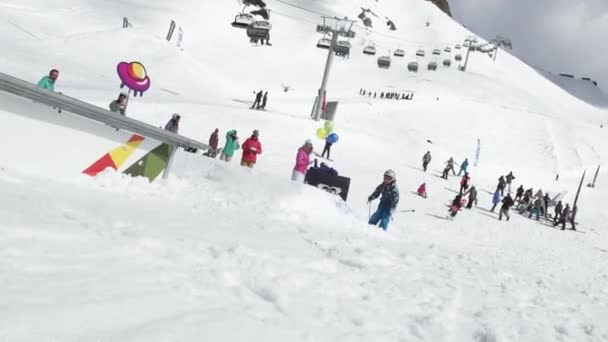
top-left (311, 16), bottom-right (356, 121)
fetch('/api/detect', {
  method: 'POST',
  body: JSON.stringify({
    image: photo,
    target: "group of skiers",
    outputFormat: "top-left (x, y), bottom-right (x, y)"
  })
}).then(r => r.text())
top-left (359, 88), bottom-right (414, 100)
top-left (203, 128), bottom-right (263, 168)
top-left (251, 90), bottom-right (269, 110)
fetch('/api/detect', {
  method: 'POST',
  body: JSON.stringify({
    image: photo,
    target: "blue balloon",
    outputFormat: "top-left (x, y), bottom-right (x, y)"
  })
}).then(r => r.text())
top-left (327, 133), bottom-right (339, 144)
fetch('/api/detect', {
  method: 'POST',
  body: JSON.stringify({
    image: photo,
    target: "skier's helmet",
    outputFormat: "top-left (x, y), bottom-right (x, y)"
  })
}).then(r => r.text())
top-left (384, 169), bottom-right (396, 181)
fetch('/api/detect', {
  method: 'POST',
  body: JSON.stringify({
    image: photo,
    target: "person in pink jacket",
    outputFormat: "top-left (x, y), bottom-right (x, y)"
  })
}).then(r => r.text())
top-left (291, 139), bottom-right (313, 182)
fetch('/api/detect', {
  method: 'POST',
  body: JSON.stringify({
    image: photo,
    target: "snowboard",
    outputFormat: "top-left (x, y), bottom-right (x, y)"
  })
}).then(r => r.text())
top-left (313, 152), bottom-right (333, 161)
top-left (123, 143), bottom-right (171, 182)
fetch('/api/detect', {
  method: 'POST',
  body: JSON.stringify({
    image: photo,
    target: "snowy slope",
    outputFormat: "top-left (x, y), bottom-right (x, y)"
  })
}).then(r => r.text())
top-left (538, 70), bottom-right (608, 109)
top-left (1, 0), bottom-right (608, 340)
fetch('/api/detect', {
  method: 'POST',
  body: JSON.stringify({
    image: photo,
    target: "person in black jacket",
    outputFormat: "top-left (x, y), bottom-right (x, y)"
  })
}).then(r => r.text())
top-left (497, 176), bottom-right (506, 196)
top-left (499, 193), bottom-right (514, 221)
top-left (553, 201), bottom-right (563, 223)
top-left (554, 204), bottom-right (570, 230)
top-left (515, 185), bottom-right (524, 203)
top-left (251, 90), bottom-right (263, 109)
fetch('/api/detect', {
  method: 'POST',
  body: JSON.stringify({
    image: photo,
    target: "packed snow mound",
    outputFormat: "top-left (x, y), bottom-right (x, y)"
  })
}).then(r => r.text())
top-left (1, 0), bottom-right (608, 340)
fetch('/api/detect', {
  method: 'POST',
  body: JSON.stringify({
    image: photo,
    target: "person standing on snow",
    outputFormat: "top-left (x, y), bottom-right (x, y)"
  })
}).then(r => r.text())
top-left (251, 90), bottom-right (263, 109)
top-left (291, 139), bottom-right (313, 182)
top-left (321, 135), bottom-right (333, 159)
top-left (37, 69), bottom-right (59, 92)
top-left (367, 170), bottom-right (400, 231)
top-left (422, 151), bottom-right (432, 172)
top-left (446, 157), bottom-right (456, 175)
top-left (553, 200), bottom-right (563, 223)
top-left (505, 171), bottom-right (516, 193)
top-left (458, 158), bottom-right (469, 176)
top-left (528, 198), bottom-right (541, 220)
top-left (206, 128), bottom-right (220, 158)
top-left (464, 185), bottom-right (477, 209)
top-left (259, 92), bottom-right (269, 110)
top-left (164, 113), bottom-right (180, 133)
top-left (241, 130), bottom-right (262, 168)
top-left (554, 204), bottom-right (571, 230)
top-left (515, 185), bottom-right (524, 203)
top-left (497, 175), bottom-right (506, 196)
top-left (490, 189), bottom-right (502, 212)
top-left (570, 205), bottom-right (578, 230)
top-left (417, 182), bottom-right (427, 198)
top-left (499, 193), bottom-right (514, 221)
top-left (459, 172), bottom-right (471, 194)
top-left (220, 130), bottom-right (240, 162)
top-left (448, 193), bottom-right (466, 219)
top-left (109, 92), bottom-right (128, 116)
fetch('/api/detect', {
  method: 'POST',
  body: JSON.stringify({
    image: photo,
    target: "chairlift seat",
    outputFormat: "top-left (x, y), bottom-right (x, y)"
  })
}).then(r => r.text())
top-left (334, 41), bottom-right (351, 56)
top-left (317, 38), bottom-right (331, 49)
top-left (232, 14), bottom-right (254, 29)
top-left (407, 62), bottom-right (419, 72)
top-left (377, 56), bottom-right (391, 68)
top-left (455, 54), bottom-right (463, 61)
top-left (247, 21), bottom-right (272, 40)
top-left (432, 49), bottom-right (441, 55)
top-left (416, 50), bottom-right (425, 57)
top-left (444, 47), bottom-right (452, 53)
top-left (427, 62), bottom-right (438, 71)
top-left (443, 59), bottom-right (452, 67)
top-left (394, 49), bottom-right (405, 57)
top-left (363, 46), bottom-right (376, 55)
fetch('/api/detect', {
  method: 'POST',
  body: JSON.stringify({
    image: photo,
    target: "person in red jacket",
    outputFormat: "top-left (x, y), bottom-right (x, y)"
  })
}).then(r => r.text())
top-left (241, 130), bottom-right (262, 168)
top-left (459, 172), bottom-right (470, 194)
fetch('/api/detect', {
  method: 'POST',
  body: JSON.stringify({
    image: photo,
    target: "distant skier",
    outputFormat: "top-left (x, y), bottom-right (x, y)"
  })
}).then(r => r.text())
top-left (496, 175), bottom-right (506, 196)
top-left (459, 172), bottom-right (470, 194)
top-left (542, 193), bottom-right (551, 217)
top-left (464, 185), bottom-right (477, 209)
top-left (553, 200), bottom-right (563, 223)
top-left (220, 130), bottom-right (240, 162)
top-left (251, 90), bottom-right (263, 109)
top-left (417, 182), bottom-right (427, 198)
top-left (457, 158), bottom-right (469, 176)
top-left (109, 92), bottom-right (128, 116)
top-left (498, 193), bottom-right (514, 221)
top-left (528, 198), bottom-right (541, 220)
top-left (164, 113), bottom-right (180, 133)
top-left (206, 128), bottom-right (220, 158)
top-left (422, 151), bottom-right (432, 172)
top-left (570, 205), bottom-right (578, 230)
top-left (241, 130), bottom-right (262, 168)
top-left (367, 170), bottom-right (400, 231)
top-left (321, 135), bottom-right (333, 159)
top-left (490, 189), bottom-right (501, 212)
top-left (37, 69), bottom-right (59, 92)
top-left (554, 204), bottom-right (571, 230)
top-left (291, 139), bottom-right (313, 182)
top-left (445, 157), bottom-right (456, 176)
top-left (259, 91), bottom-right (268, 110)
top-left (505, 171), bottom-right (516, 193)
top-left (515, 185), bottom-right (524, 203)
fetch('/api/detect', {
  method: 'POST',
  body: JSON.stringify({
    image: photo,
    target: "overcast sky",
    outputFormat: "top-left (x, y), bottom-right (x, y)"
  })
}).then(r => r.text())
top-left (450, 0), bottom-right (608, 90)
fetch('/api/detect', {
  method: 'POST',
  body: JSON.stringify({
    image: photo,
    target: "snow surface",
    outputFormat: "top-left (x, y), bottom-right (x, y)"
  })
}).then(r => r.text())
top-left (1, 0), bottom-right (607, 340)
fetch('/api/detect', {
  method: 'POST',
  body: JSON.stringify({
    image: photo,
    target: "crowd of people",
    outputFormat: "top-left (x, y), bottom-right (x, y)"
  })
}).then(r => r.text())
top-left (359, 88), bottom-right (414, 100)
top-left (33, 69), bottom-right (579, 233)
top-left (418, 151), bottom-right (579, 230)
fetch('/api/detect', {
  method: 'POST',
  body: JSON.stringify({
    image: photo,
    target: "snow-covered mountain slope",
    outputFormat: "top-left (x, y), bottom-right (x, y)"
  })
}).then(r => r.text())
top-left (538, 70), bottom-right (608, 109)
top-left (1, 0), bottom-right (607, 340)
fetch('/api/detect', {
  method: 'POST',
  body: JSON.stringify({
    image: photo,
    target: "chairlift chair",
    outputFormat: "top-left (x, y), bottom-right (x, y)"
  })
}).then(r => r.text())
top-left (246, 21), bottom-right (272, 41)
top-left (232, 13), bottom-right (255, 29)
top-left (416, 49), bottom-right (425, 57)
top-left (427, 61), bottom-right (438, 71)
top-left (444, 47), bottom-right (452, 53)
top-left (455, 54), bottom-right (462, 61)
top-left (363, 45), bottom-right (376, 55)
top-left (394, 49), bottom-right (405, 57)
top-left (443, 59), bottom-right (452, 67)
top-left (377, 56), bottom-right (391, 69)
top-left (432, 49), bottom-right (441, 55)
top-left (407, 61), bottom-right (419, 72)
top-left (455, 44), bottom-right (461, 50)
top-left (317, 37), bottom-right (331, 49)
top-left (334, 41), bottom-right (351, 57)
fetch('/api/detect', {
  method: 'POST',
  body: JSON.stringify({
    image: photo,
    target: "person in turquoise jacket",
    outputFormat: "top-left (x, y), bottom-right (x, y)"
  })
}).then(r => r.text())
top-left (37, 69), bottom-right (59, 91)
top-left (220, 130), bottom-right (240, 162)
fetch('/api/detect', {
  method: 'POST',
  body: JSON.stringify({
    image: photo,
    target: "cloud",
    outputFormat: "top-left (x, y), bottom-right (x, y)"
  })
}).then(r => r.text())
top-left (451, 0), bottom-right (608, 89)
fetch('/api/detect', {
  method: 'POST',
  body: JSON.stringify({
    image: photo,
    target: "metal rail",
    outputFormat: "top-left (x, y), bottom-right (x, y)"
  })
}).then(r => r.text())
top-left (0, 72), bottom-right (209, 152)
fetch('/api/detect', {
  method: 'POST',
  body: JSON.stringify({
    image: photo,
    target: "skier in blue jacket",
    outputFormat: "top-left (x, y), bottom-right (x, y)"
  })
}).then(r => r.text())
top-left (367, 170), bottom-right (400, 231)
top-left (490, 189), bottom-right (502, 212)
top-left (458, 158), bottom-right (469, 176)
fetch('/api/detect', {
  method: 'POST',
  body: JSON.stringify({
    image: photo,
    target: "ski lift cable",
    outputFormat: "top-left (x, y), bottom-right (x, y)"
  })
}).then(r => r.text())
top-left (268, 0), bottom-right (467, 50)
